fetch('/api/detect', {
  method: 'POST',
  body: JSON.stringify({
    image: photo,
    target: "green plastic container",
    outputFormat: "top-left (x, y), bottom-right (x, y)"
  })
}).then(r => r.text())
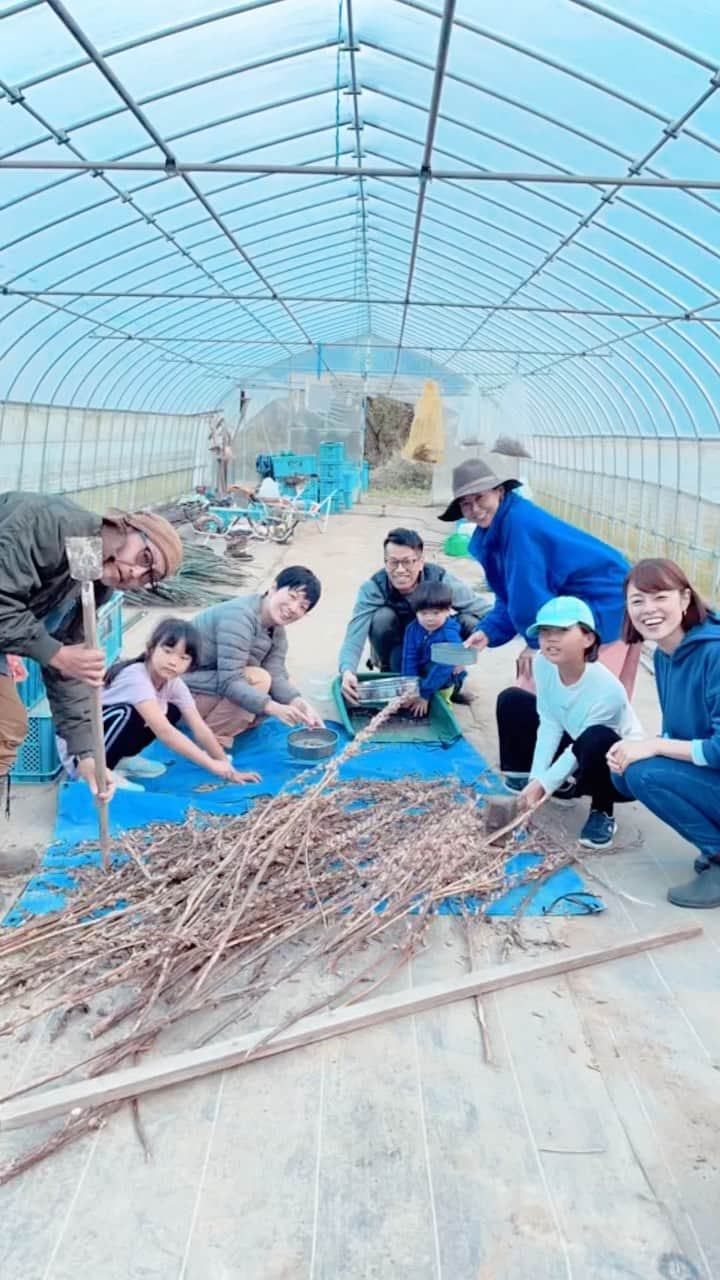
top-left (332, 673), bottom-right (461, 745)
top-left (443, 530), bottom-right (472, 557)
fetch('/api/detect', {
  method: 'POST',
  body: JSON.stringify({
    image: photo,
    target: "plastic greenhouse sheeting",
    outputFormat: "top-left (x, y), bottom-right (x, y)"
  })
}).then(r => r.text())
top-left (1, 0), bottom-right (720, 434)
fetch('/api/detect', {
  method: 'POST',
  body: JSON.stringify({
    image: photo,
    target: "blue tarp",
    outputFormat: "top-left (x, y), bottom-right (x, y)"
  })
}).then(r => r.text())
top-left (7, 720), bottom-right (602, 924)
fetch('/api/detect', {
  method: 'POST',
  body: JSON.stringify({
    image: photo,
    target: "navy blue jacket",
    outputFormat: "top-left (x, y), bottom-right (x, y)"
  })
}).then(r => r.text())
top-left (401, 616), bottom-right (462, 698)
top-left (655, 615), bottom-right (720, 769)
top-left (469, 492), bottom-right (629, 648)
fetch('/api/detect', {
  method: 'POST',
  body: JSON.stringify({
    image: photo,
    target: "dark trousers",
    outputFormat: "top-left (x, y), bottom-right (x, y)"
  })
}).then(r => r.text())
top-left (103, 703), bottom-right (181, 770)
top-left (369, 607), bottom-right (480, 673)
top-left (496, 686), bottom-right (629, 815)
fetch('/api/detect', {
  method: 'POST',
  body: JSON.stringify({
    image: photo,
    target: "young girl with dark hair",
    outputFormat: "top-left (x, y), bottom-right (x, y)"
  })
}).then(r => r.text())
top-left (607, 558), bottom-right (720, 908)
top-left (59, 618), bottom-right (260, 791)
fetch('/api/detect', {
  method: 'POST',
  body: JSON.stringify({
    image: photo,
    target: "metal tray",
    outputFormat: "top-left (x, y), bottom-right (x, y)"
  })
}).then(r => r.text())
top-left (430, 641), bottom-right (477, 666)
top-left (287, 726), bottom-right (339, 762)
top-left (354, 675), bottom-right (419, 706)
top-left (332, 674), bottom-right (461, 745)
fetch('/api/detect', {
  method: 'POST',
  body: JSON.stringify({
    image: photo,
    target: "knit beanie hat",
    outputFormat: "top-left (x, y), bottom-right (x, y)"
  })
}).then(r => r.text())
top-left (104, 509), bottom-right (183, 578)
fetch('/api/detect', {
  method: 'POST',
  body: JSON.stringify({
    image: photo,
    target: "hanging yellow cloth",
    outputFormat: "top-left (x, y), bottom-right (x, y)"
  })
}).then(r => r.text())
top-left (401, 379), bottom-right (445, 464)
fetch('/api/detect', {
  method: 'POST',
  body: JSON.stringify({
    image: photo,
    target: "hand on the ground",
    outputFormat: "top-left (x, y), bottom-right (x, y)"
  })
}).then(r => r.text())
top-left (76, 757), bottom-right (117, 802)
top-left (340, 669), bottom-right (360, 704)
top-left (463, 630), bottom-right (489, 652)
top-left (266, 699), bottom-right (307, 727)
top-left (291, 697), bottom-right (324, 728)
top-left (228, 766), bottom-right (262, 785)
top-left (407, 696), bottom-right (429, 719)
top-left (606, 739), bottom-right (656, 773)
top-left (517, 779), bottom-right (546, 811)
top-left (50, 644), bottom-right (105, 686)
top-left (515, 645), bottom-right (536, 683)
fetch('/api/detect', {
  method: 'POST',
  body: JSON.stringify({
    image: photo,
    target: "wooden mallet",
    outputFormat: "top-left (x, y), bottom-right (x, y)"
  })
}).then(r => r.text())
top-left (65, 536), bottom-right (111, 870)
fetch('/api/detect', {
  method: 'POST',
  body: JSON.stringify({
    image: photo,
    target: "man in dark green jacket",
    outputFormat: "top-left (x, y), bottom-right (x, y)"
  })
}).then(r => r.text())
top-left (0, 492), bottom-right (183, 797)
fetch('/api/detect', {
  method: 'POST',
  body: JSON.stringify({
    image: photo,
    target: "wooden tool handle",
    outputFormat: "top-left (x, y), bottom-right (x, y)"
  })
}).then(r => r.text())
top-left (80, 582), bottom-right (110, 869)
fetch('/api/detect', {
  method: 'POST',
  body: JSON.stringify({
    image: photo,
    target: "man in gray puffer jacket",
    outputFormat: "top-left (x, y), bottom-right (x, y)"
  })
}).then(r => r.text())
top-left (186, 566), bottom-right (323, 745)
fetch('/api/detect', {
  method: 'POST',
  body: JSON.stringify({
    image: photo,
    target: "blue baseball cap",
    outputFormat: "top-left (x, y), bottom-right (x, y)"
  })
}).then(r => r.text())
top-left (527, 596), bottom-right (600, 640)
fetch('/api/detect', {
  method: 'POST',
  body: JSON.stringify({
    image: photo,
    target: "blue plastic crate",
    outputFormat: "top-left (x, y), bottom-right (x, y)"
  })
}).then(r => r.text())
top-left (319, 442), bottom-right (345, 464)
top-left (273, 453), bottom-right (317, 478)
top-left (17, 658), bottom-right (45, 710)
top-left (11, 698), bottom-right (62, 784)
top-left (98, 592), bottom-right (123, 666)
top-left (319, 461), bottom-right (344, 483)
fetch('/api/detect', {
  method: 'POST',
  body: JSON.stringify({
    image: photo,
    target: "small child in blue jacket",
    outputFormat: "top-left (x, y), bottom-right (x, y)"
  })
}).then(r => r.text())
top-left (401, 581), bottom-right (467, 717)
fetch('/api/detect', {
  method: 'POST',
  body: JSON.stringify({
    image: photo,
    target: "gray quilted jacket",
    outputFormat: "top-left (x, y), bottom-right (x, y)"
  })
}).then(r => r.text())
top-left (186, 594), bottom-right (299, 715)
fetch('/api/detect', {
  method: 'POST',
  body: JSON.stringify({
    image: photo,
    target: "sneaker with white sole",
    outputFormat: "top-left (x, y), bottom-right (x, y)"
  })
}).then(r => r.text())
top-left (116, 755), bottom-right (166, 778)
top-left (503, 774), bottom-right (529, 794)
top-left (552, 778), bottom-right (578, 804)
top-left (578, 810), bottom-right (617, 849)
top-left (114, 773), bottom-right (145, 793)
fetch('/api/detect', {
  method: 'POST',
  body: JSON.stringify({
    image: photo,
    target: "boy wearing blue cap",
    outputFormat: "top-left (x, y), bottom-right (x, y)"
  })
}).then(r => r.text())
top-left (495, 596), bottom-right (643, 847)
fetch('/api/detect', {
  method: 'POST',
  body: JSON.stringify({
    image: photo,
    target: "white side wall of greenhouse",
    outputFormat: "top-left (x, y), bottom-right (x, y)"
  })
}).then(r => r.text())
top-left (0, 401), bottom-right (212, 511)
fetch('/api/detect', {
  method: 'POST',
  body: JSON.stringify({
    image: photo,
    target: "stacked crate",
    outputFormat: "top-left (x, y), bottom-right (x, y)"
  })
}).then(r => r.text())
top-left (342, 464), bottom-right (362, 509)
top-left (318, 442), bottom-right (345, 512)
top-left (12, 593), bottom-right (124, 784)
top-left (272, 452), bottom-right (320, 503)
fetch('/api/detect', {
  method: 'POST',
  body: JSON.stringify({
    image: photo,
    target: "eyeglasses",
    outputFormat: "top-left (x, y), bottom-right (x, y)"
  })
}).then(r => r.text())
top-left (112, 535), bottom-right (161, 591)
top-left (385, 556), bottom-right (420, 572)
top-left (137, 544), bottom-right (159, 591)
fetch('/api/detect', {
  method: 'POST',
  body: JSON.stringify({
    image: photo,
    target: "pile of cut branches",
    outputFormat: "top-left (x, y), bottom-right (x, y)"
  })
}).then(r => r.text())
top-left (123, 537), bottom-right (254, 608)
top-left (0, 703), bottom-right (569, 1182)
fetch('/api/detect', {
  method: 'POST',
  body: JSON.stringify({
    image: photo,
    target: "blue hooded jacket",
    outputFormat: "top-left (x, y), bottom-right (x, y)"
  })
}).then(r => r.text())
top-left (654, 615), bottom-right (720, 769)
top-left (468, 492), bottom-right (629, 648)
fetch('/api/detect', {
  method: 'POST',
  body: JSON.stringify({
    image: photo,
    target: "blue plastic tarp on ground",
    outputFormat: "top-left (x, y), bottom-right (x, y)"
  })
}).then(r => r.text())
top-left (6, 720), bottom-right (601, 924)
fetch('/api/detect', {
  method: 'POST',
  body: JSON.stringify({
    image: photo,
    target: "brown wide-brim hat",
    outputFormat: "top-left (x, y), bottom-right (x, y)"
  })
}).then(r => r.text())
top-left (438, 455), bottom-right (521, 522)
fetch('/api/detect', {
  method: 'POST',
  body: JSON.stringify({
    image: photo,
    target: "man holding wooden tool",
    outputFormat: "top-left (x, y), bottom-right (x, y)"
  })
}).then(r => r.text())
top-left (0, 491), bottom-right (182, 804)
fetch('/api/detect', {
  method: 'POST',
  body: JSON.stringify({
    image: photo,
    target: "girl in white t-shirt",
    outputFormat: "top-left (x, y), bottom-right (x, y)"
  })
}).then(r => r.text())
top-left (495, 596), bottom-right (642, 849)
top-left (60, 619), bottom-right (260, 791)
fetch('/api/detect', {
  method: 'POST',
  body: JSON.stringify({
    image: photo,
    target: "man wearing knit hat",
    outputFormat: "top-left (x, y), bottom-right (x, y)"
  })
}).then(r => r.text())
top-left (0, 491), bottom-right (182, 803)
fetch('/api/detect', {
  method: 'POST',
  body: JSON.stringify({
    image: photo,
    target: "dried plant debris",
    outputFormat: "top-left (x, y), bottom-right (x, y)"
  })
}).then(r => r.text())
top-left (0, 701), bottom-right (571, 1183)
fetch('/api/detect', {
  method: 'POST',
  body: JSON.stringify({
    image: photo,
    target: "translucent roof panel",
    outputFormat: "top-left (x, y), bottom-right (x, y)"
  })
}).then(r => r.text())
top-left (1, 0), bottom-right (720, 429)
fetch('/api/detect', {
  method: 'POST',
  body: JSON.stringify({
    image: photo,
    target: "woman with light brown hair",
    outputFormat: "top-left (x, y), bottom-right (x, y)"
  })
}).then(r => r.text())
top-left (607, 558), bottom-right (720, 909)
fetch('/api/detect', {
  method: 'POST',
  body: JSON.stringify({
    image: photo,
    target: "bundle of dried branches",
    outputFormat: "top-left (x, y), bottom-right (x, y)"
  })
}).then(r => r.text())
top-left (0, 702), bottom-right (569, 1182)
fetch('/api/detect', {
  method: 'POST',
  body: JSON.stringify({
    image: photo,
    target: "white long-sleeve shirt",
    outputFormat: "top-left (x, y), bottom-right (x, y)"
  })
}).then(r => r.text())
top-left (530, 654), bottom-right (643, 793)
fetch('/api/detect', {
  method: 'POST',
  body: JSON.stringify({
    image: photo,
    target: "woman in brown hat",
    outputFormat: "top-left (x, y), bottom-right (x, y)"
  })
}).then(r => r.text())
top-left (439, 449), bottom-right (639, 695)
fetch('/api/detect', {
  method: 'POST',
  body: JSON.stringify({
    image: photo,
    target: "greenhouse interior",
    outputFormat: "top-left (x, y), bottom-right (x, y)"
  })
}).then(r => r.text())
top-left (0, 3), bottom-right (719, 1277)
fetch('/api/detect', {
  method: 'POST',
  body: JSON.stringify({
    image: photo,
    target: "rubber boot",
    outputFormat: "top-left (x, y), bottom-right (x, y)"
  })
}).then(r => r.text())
top-left (667, 859), bottom-right (720, 909)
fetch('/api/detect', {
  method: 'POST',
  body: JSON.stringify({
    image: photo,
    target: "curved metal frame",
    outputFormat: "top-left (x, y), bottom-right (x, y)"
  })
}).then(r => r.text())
top-left (0, 0), bottom-right (717, 439)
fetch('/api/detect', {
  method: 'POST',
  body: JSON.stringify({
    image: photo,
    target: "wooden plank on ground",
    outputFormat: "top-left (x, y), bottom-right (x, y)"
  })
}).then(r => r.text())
top-left (0, 925), bottom-right (701, 1132)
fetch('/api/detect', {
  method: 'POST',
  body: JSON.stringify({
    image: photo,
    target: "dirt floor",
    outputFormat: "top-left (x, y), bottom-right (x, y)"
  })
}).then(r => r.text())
top-left (0, 498), bottom-right (718, 1280)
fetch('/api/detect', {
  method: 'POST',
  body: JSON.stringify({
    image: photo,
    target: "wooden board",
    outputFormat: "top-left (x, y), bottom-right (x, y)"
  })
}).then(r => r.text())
top-left (0, 925), bottom-right (701, 1133)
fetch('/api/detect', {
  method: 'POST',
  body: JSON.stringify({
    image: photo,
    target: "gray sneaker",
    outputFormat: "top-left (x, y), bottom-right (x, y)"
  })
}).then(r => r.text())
top-left (578, 810), bottom-right (617, 849)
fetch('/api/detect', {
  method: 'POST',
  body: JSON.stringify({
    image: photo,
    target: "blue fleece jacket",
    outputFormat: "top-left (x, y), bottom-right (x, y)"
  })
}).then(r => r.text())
top-left (654, 615), bottom-right (720, 769)
top-left (401, 616), bottom-right (462, 699)
top-left (469, 492), bottom-right (629, 648)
